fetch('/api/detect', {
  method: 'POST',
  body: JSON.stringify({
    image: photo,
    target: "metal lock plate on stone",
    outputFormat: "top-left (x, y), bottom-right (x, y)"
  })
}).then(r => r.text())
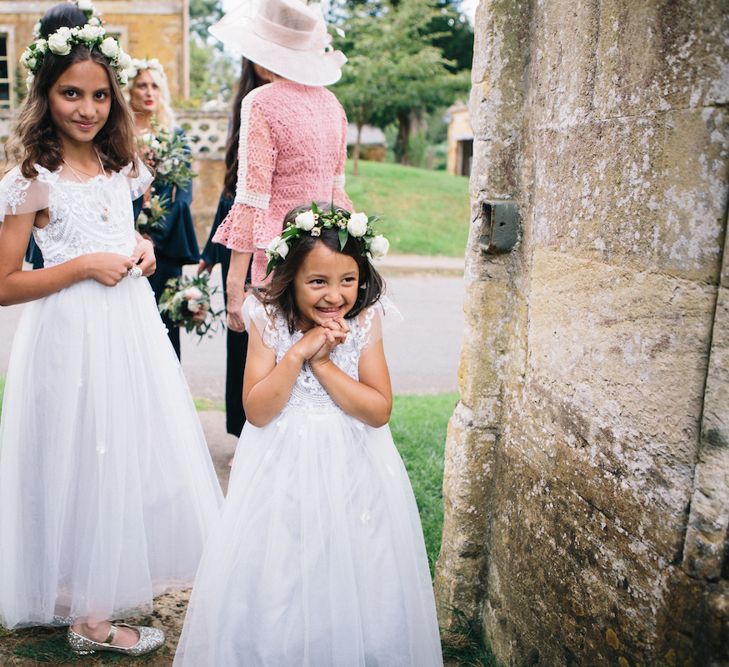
top-left (479, 200), bottom-right (520, 254)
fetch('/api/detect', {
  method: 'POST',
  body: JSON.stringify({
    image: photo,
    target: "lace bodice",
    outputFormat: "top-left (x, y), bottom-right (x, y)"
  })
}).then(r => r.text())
top-left (243, 296), bottom-right (384, 413)
top-left (0, 162), bottom-right (152, 267)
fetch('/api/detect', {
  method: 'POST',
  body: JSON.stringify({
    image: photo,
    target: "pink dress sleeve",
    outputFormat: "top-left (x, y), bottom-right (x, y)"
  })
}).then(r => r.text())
top-left (333, 107), bottom-right (353, 212)
top-left (213, 93), bottom-right (277, 253)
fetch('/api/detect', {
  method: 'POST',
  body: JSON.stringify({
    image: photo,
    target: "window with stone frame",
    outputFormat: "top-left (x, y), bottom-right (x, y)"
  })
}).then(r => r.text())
top-left (0, 32), bottom-right (11, 108)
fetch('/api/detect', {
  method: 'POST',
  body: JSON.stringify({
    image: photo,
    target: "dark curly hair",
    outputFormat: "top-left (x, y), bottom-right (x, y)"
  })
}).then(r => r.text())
top-left (257, 203), bottom-right (386, 333)
top-left (6, 4), bottom-right (137, 178)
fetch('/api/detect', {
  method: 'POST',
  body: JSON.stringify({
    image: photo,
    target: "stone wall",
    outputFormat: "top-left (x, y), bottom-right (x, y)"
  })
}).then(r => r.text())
top-left (435, 1), bottom-right (729, 664)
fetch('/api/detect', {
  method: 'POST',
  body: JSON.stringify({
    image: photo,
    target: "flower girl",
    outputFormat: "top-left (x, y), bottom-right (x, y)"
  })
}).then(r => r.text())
top-left (174, 205), bottom-right (443, 666)
top-left (0, 3), bottom-right (222, 656)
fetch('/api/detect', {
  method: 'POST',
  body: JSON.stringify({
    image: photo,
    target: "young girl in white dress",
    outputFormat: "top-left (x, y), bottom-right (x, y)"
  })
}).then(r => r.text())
top-left (174, 205), bottom-right (443, 666)
top-left (0, 5), bottom-right (223, 657)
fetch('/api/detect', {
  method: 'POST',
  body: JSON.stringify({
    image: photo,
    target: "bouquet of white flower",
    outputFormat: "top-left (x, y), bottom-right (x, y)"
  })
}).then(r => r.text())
top-left (135, 192), bottom-right (168, 236)
top-left (158, 273), bottom-right (224, 338)
top-left (138, 127), bottom-right (195, 190)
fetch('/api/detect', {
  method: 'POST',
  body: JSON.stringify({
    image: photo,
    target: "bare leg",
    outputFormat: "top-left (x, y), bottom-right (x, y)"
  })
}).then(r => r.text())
top-left (71, 619), bottom-right (140, 648)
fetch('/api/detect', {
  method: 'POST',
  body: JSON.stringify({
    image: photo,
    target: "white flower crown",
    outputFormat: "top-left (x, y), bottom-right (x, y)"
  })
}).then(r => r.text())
top-left (265, 203), bottom-right (390, 277)
top-left (21, 24), bottom-right (131, 89)
top-left (124, 57), bottom-right (167, 84)
top-left (31, 0), bottom-right (102, 40)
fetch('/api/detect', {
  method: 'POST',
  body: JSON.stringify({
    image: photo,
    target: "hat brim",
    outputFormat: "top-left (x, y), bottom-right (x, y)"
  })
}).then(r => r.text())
top-left (209, 17), bottom-right (344, 87)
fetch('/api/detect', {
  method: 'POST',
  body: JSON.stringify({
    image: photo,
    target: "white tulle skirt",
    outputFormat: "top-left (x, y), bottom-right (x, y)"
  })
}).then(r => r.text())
top-left (0, 277), bottom-right (223, 628)
top-left (174, 404), bottom-right (443, 667)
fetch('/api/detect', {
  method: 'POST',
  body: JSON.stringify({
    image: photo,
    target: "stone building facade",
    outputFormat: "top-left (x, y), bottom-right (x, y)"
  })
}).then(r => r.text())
top-left (435, 1), bottom-right (729, 664)
top-left (446, 101), bottom-right (473, 177)
top-left (0, 0), bottom-right (189, 106)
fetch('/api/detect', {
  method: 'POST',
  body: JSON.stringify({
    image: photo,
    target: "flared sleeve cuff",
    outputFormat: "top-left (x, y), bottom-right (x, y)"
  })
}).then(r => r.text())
top-left (242, 294), bottom-right (277, 350)
top-left (0, 167), bottom-right (49, 222)
top-left (212, 202), bottom-right (258, 253)
top-left (123, 159), bottom-right (154, 199)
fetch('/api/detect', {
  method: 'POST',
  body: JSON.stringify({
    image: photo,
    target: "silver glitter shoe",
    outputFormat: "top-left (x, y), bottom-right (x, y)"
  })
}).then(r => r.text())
top-left (67, 623), bottom-right (165, 656)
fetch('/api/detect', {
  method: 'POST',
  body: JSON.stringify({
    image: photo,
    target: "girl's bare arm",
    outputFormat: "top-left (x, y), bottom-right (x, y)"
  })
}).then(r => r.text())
top-left (0, 211), bottom-right (135, 306)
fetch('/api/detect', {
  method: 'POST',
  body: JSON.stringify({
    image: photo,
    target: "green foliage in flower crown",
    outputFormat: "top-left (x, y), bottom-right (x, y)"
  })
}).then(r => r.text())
top-left (158, 273), bottom-right (225, 338)
top-left (264, 203), bottom-right (390, 277)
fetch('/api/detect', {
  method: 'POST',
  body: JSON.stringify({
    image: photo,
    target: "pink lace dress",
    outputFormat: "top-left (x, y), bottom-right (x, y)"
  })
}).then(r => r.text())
top-left (212, 81), bottom-right (352, 284)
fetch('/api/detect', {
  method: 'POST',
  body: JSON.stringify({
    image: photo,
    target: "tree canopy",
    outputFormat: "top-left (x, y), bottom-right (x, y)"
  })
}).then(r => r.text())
top-left (333, 0), bottom-right (470, 165)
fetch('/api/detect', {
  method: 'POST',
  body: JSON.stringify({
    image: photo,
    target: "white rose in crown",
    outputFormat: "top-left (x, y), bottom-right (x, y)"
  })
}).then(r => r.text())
top-left (294, 210), bottom-right (316, 231)
top-left (347, 212), bottom-right (368, 237)
top-left (183, 287), bottom-right (203, 300)
top-left (99, 37), bottom-right (119, 60)
top-left (78, 25), bottom-right (105, 41)
top-left (118, 51), bottom-right (133, 69)
top-left (48, 28), bottom-right (73, 55)
top-left (77, 0), bottom-right (94, 10)
top-left (369, 235), bottom-right (390, 259)
top-left (35, 39), bottom-right (48, 54)
top-left (21, 52), bottom-right (36, 69)
top-left (267, 236), bottom-right (289, 259)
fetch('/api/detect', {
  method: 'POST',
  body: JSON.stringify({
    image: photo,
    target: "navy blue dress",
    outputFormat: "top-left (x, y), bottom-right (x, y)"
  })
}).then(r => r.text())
top-left (201, 192), bottom-right (249, 437)
top-left (133, 129), bottom-right (200, 359)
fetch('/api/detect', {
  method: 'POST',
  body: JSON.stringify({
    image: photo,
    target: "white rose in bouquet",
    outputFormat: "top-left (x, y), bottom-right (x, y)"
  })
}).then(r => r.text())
top-left (294, 210), bottom-right (316, 231)
top-left (186, 299), bottom-right (202, 314)
top-left (183, 287), bottom-right (203, 300)
top-left (369, 235), bottom-right (390, 259)
top-left (347, 212), bottom-right (368, 237)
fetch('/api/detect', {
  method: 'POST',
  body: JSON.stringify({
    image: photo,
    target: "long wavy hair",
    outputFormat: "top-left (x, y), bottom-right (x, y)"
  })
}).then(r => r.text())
top-left (223, 58), bottom-right (265, 197)
top-left (258, 204), bottom-right (385, 333)
top-left (7, 11), bottom-right (137, 178)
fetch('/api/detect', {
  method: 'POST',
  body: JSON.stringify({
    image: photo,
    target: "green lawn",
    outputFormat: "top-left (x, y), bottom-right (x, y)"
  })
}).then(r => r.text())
top-left (346, 160), bottom-right (470, 257)
top-left (390, 392), bottom-right (456, 572)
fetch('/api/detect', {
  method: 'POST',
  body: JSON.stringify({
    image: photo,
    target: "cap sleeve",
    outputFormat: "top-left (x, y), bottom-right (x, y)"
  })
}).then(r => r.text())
top-left (353, 296), bottom-right (402, 352)
top-left (122, 158), bottom-right (153, 199)
top-left (0, 167), bottom-right (49, 222)
top-left (242, 294), bottom-right (279, 350)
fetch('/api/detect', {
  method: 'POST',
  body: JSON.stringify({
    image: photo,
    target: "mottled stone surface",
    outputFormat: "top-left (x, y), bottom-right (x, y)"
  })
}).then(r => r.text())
top-left (435, 0), bottom-right (729, 664)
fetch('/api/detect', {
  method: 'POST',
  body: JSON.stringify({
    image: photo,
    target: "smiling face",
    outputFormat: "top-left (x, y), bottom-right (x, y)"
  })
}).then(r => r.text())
top-left (129, 69), bottom-right (160, 115)
top-left (293, 241), bottom-right (360, 330)
top-left (48, 59), bottom-right (111, 148)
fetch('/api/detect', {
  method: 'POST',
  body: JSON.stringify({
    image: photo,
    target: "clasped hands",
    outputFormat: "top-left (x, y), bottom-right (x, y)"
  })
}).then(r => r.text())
top-left (294, 317), bottom-right (350, 367)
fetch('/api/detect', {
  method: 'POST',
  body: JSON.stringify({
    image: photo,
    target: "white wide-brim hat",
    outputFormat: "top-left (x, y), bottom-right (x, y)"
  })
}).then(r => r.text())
top-left (209, 0), bottom-right (346, 87)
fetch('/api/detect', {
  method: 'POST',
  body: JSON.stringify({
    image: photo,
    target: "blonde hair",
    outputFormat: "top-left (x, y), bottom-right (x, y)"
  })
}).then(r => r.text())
top-left (127, 62), bottom-right (175, 131)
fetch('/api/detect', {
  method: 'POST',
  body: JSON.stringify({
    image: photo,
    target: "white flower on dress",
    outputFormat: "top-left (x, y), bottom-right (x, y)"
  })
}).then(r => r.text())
top-left (48, 28), bottom-right (73, 55)
top-left (347, 212), bottom-right (368, 237)
top-left (295, 209), bottom-right (316, 231)
top-left (369, 235), bottom-right (390, 259)
top-left (99, 36), bottom-right (120, 59)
